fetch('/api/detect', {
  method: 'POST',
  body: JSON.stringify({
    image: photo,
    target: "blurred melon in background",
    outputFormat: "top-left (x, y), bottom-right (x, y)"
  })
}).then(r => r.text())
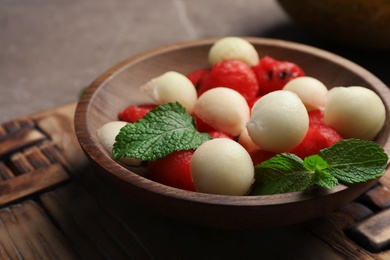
top-left (276, 0), bottom-right (390, 50)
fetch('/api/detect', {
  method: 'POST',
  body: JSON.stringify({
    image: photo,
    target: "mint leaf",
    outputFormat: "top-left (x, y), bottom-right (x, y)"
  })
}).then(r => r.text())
top-left (303, 155), bottom-right (328, 171)
top-left (112, 102), bottom-right (211, 161)
top-left (250, 139), bottom-right (388, 195)
top-left (251, 171), bottom-right (314, 195)
top-left (304, 155), bottom-right (338, 189)
top-left (319, 139), bottom-right (388, 184)
top-left (255, 153), bottom-right (305, 181)
top-left (250, 153), bottom-right (314, 195)
top-left (312, 170), bottom-right (339, 189)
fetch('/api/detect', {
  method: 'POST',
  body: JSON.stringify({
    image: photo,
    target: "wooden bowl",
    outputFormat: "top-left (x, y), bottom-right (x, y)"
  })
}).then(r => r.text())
top-left (74, 37), bottom-right (390, 229)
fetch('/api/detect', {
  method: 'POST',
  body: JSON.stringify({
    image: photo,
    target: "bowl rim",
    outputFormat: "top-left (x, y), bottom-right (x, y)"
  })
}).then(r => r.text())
top-left (75, 37), bottom-right (390, 208)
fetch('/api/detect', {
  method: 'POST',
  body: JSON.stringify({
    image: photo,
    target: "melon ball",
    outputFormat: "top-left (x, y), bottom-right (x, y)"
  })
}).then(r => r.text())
top-left (208, 37), bottom-right (259, 66)
top-left (283, 76), bottom-right (328, 111)
top-left (247, 90), bottom-right (309, 153)
top-left (238, 127), bottom-right (260, 153)
top-left (190, 138), bottom-right (254, 195)
top-left (140, 71), bottom-right (197, 114)
top-left (324, 86), bottom-right (386, 140)
top-left (97, 121), bottom-right (142, 166)
top-left (194, 87), bottom-right (250, 136)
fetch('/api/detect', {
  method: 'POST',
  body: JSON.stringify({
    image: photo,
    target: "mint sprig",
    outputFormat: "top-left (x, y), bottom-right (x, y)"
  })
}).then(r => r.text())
top-left (112, 102), bottom-right (211, 161)
top-left (319, 139), bottom-right (388, 184)
top-left (250, 139), bottom-right (388, 195)
top-left (250, 154), bottom-right (315, 195)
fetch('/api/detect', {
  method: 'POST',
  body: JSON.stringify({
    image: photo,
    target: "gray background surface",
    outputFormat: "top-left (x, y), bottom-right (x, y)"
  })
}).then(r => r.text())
top-left (1, 0), bottom-right (389, 123)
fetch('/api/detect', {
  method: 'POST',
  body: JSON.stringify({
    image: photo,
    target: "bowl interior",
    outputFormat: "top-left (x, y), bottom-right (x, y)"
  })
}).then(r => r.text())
top-left (75, 37), bottom-right (390, 229)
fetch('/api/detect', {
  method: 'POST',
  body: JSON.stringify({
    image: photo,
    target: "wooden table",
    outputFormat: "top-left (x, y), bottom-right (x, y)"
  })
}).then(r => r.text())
top-left (1, 103), bottom-right (390, 259)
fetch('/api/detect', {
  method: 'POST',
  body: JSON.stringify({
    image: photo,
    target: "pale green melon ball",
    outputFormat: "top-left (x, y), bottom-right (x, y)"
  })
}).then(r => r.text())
top-left (194, 87), bottom-right (250, 136)
top-left (190, 138), bottom-right (254, 196)
top-left (247, 90), bottom-right (309, 153)
top-left (324, 86), bottom-right (386, 140)
top-left (283, 76), bottom-right (328, 111)
top-left (208, 37), bottom-right (259, 66)
top-left (140, 71), bottom-right (197, 114)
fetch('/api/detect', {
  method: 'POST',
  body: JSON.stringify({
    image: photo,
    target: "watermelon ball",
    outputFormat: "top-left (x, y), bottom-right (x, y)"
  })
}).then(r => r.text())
top-left (208, 130), bottom-right (234, 140)
top-left (209, 60), bottom-right (259, 102)
top-left (186, 68), bottom-right (209, 87)
top-left (289, 124), bottom-right (343, 159)
top-left (190, 138), bottom-right (254, 195)
top-left (117, 104), bottom-right (156, 123)
top-left (249, 149), bottom-right (277, 166)
top-left (194, 113), bottom-right (215, 133)
top-left (208, 37), bottom-right (259, 66)
top-left (148, 150), bottom-right (196, 192)
top-left (194, 87), bottom-right (250, 137)
top-left (253, 56), bottom-right (305, 96)
top-left (308, 109), bottom-right (325, 125)
top-left (247, 90), bottom-right (309, 153)
top-left (186, 68), bottom-right (211, 96)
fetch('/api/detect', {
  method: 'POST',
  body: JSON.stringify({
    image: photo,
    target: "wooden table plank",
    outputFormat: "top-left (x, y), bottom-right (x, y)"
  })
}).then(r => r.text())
top-left (362, 185), bottom-right (390, 210)
top-left (303, 209), bottom-right (378, 259)
top-left (40, 183), bottom-right (154, 259)
top-left (346, 208), bottom-right (390, 253)
top-left (0, 104), bottom-right (76, 207)
top-left (34, 103), bottom-right (87, 174)
top-left (0, 128), bottom-right (46, 157)
top-left (0, 164), bottom-right (69, 206)
top-left (0, 162), bottom-right (15, 181)
top-left (0, 200), bottom-right (77, 259)
top-left (40, 189), bottom-right (108, 260)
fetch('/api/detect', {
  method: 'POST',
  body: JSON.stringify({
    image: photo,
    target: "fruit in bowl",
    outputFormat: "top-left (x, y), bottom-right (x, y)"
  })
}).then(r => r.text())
top-left (75, 37), bottom-right (390, 229)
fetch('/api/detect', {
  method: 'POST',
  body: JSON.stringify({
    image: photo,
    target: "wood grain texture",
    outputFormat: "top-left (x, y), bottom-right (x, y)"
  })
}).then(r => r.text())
top-left (0, 164), bottom-right (69, 206)
top-left (346, 208), bottom-right (390, 253)
top-left (40, 183), bottom-right (153, 259)
top-left (362, 185), bottom-right (390, 210)
top-left (0, 128), bottom-right (46, 157)
top-left (303, 209), bottom-right (379, 259)
top-left (75, 37), bottom-right (390, 229)
top-left (0, 104), bottom-right (76, 206)
top-left (35, 104), bottom-right (88, 174)
top-left (0, 200), bottom-right (77, 259)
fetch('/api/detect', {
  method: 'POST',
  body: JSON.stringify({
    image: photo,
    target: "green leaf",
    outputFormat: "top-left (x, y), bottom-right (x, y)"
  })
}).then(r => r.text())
top-left (303, 155), bottom-right (328, 171)
top-left (319, 139), bottom-right (389, 184)
top-left (254, 153), bottom-right (305, 181)
top-left (250, 171), bottom-right (314, 195)
top-left (112, 102), bottom-right (211, 161)
top-left (304, 155), bottom-right (338, 189)
top-left (250, 153), bottom-right (314, 195)
top-left (312, 170), bottom-right (339, 189)
top-left (249, 139), bottom-right (388, 195)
